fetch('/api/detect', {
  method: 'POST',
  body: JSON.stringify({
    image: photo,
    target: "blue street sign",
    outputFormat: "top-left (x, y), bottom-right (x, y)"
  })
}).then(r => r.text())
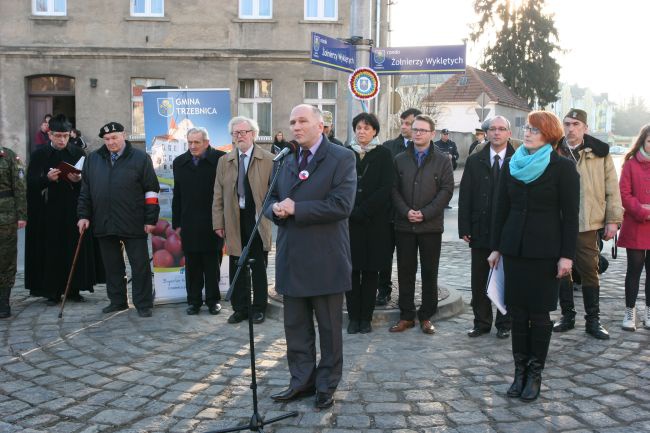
top-left (371, 45), bottom-right (466, 75)
top-left (311, 32), bottom-right (356, 72)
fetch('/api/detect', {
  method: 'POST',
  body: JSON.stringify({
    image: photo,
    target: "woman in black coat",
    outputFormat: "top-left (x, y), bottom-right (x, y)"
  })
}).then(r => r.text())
top-left (488, 111), bottom-right (579, 402)
top-left (346, 112), bottom-right (394, 334)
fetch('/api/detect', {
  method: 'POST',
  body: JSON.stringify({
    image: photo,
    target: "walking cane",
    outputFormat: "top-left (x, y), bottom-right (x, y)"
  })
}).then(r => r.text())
top-left (58, 226), bottom-right (86, 319)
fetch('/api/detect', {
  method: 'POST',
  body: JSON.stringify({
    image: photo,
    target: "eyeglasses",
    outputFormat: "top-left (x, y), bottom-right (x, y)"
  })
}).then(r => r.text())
top-left (523, 125), bottom-right (541, 134)
top-left (231, 130), bottom-right (252, 137)
top-left (488, 127), bottom-right (509, 132)
top-left (411, 128), bottom-right (432, 135)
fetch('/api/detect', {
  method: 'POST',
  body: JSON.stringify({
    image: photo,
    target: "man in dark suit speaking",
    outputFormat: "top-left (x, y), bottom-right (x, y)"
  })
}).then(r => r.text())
top-left (265, 104), bottom-right (356, 410)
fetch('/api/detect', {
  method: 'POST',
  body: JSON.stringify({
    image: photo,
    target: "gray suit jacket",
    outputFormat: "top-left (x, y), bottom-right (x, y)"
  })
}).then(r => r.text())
top-left (264, 135), bottom-right (356, 297)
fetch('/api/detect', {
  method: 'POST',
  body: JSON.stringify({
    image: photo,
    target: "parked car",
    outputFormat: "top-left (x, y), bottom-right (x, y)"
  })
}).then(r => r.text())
top-left (609, 145), bottom-right (627, 155)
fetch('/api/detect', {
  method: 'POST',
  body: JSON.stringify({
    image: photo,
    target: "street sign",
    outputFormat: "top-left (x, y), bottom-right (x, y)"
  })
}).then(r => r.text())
top-left (475, 107), bottom-right (491, 122)
top-left (476, 92), bottom-right (490, 108)
top-left (370, 45), bottom-right (466, 75)
top-left (311, 32), bottom-right (356, 72)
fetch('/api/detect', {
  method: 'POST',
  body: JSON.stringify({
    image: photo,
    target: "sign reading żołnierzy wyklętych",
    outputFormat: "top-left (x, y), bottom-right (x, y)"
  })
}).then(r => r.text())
top-left (311, 32), bottom-right (356, 72)
top-left (371, 45), bottom-right (466, 75)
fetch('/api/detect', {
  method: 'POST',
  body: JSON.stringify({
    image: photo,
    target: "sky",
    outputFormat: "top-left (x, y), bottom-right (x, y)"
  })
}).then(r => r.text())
top-left (389, 0), bottom-right (649, 106)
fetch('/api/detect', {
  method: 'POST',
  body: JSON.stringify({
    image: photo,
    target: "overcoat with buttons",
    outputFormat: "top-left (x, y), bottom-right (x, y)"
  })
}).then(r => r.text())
top-left (349, 145), bottom-right (394, 271)
top-left (392, 142), bottom-right (454, 234)
top-left (263, 136), bottom-right (356, 297)
top-left (458, 142), bottom-right (515, 249)
top-left (617, 153), bottom-right (650, 250)
top-left (212, 144), bottom-right (274, 257)
top-left (172, 147), bottom-right (225, 253)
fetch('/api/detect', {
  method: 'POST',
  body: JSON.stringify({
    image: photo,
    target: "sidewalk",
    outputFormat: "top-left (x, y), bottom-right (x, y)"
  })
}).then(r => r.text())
top-left (2, 224), bottom-right (649, 432)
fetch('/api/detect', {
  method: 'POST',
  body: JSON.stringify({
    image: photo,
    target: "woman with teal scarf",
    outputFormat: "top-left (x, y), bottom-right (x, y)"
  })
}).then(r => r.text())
top-left (488, 111), bottom-right (579, 402)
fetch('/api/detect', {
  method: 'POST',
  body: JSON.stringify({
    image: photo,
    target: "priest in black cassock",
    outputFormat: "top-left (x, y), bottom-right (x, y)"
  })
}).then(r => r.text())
top-left (25, 114), bottom-right (102, 305)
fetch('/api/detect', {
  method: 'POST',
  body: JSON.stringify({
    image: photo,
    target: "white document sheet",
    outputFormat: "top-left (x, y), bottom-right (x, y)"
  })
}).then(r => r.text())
top-left (486, 261), bottom-right (507, 315)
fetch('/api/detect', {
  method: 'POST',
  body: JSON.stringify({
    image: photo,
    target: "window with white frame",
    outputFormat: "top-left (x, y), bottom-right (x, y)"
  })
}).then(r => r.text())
top-left (33, 0), bottom-right (66, 15)
top-left (131, 0), bottom-right (164, 17)
top-left (238, 79), bottom-right (272, 139)
top-left (304, 0), bottom-right (337, 20)
top-left (304, 81), bottom-right (337, 127)
top-left (239, 0), bottom-right (272, 19)
top-left (131, 78), bottom-right (165, 140)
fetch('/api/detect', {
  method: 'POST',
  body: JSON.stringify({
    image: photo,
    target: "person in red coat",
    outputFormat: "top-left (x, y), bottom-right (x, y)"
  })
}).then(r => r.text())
top-left (618, 124), bottom-right (650, 331)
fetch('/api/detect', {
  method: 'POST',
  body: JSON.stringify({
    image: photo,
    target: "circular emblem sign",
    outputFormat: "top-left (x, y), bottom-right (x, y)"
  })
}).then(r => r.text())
top-left (348, 67), bottom-right (380, 101)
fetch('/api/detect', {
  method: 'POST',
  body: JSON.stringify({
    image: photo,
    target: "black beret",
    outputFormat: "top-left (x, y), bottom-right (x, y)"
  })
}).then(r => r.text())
top-left (49, 114), bottom-right (72, 132)
top-left (441, 128), bottom-right (449, 134)
top-left (99, 122), bottom-right (125, 138)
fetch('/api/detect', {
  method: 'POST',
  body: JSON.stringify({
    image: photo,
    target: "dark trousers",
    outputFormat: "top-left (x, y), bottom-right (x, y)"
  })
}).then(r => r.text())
top-left (625, 249), bottom-right (650, 308)
top-left (378, 224), bottom-right (395, 297)
top-left (346, 270), bottom-right (378, 321)
top-left (283, 293), bottom-right (343, 394)
top-left (185, 251), bottom-right (222, 307)
top-left (471, 248), bottom-right (511, 331)
top-left (395, 231), bottom-right (441, 321)
top-left (97, 236), bottom-right (152, 309)
top-left (229, 233), bottom-right (268, 314)
top-left (510, 305), bottom-right (553, 369)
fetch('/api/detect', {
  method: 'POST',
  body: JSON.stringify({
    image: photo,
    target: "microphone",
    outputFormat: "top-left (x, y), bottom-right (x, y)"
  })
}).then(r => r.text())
top-left (273, 140), bottom-right (298, 162)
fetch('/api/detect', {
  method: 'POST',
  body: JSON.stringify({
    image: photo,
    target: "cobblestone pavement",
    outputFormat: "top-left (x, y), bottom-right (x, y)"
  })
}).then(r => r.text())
top-left (2, 234), bottom-right (650, 433)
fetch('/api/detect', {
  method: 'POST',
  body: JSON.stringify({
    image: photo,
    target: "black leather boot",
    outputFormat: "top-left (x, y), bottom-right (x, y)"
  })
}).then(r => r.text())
top-left (553, 278), bottom-right (575, 332)
top-left (583, 286), bottom-right (610, 340)
top-left (520, 320), bottom-right (553, 402)
top-left (507, 320), bottom-right (529, 398)
top-left (0, 287), bottom-right (11, 319)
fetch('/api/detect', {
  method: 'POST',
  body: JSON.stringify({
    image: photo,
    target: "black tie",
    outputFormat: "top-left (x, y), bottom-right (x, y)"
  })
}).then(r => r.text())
top-left (492, 154), bottom-right (501, 181)
top-left (299, 149), bottom-right (311, 171)
top-left (237, 153), bottom-right (247, 200)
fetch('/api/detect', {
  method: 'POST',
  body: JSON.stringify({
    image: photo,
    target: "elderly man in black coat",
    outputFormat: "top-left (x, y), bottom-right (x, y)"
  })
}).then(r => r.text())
top-left (458, 116), bottom-right (515, 339)
top-left (172, 127), bottom-right (226, 315)
top-left (265, 104), bottom-right (356, 410)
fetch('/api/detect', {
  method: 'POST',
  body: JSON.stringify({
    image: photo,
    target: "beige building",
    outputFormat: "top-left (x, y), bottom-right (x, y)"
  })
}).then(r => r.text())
top-left (0, 0), bottom-right (389, 160)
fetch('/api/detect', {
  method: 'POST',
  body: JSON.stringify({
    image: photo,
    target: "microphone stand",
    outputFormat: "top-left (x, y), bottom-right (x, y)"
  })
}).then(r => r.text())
top-left (209, 153), bottom-right (297, 433)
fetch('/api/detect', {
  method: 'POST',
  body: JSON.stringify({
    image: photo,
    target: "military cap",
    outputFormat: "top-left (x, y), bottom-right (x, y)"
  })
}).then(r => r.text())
top-left (441, 128), bottom-right (450, 134)
top-left (99, 122), bottom-right (125, 137)
top-left (322, 111), bottom-right (333, 127)
top-left (564, 108), bottom-right (588, 125)
top-left (475, 128), bottom-right (485, 135)
top-left (48, 114), bottom-right (72, 132)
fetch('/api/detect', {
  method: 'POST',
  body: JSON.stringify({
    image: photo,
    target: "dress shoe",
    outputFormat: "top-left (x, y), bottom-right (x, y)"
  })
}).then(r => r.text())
top-left (314, 391), bottom-right (334, 409)
top-left (467, 327), bottom-right (489, 338)
top-left (496, 328), bottom-right (511, 339)
top-left (585, 321), bottom-right (610, 340)
top-left (186, 305), bottom-right (200, 315)
top-left (270, 386), bottom-right (315, 402)
top-left (252, 312), bottom-right (265, 324)
top-left (359, 320), bottom-right (372, 334)
top-left (389, 319), bottom-right (415, 333)
top-left (347, 320), bottom-right (360, 334)
top-left (137, 307), bottom-right (152, 318)
top-left (375, 294), bottom-right (390, 306)
top-left (102, 303), bottom-right (128, 314)
top-left (208, 304), bottom-right (222, 315)
top-left (420, 320), bottom-right (435, 334)
top-left (227, 311), bottom-right (248, 324)
top-left (553, 315), bottom-right (575, 332)
top-left (68, 294), bottom-right (86, 303)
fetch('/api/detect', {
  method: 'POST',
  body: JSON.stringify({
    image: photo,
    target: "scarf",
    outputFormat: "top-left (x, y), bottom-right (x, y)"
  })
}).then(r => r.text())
top-left (637, 147), bottom-right (650, 163)
top-left (350, 137), bottom-right (380, 159)
top-left (509, 143), bottom-right (552, 184)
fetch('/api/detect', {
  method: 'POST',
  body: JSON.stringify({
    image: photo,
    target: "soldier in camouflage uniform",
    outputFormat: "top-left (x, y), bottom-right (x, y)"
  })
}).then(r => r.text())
top-left (0, 146), bottom-right (27, 319)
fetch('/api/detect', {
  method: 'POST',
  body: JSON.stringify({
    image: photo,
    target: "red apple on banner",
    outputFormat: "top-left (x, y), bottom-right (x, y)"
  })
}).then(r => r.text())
top-left (153, 249), bottom-right (174, 268)
top-left (166, 233), bottom-right (183, 258)
top-left (151, 236), bottom-right (166, 252)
